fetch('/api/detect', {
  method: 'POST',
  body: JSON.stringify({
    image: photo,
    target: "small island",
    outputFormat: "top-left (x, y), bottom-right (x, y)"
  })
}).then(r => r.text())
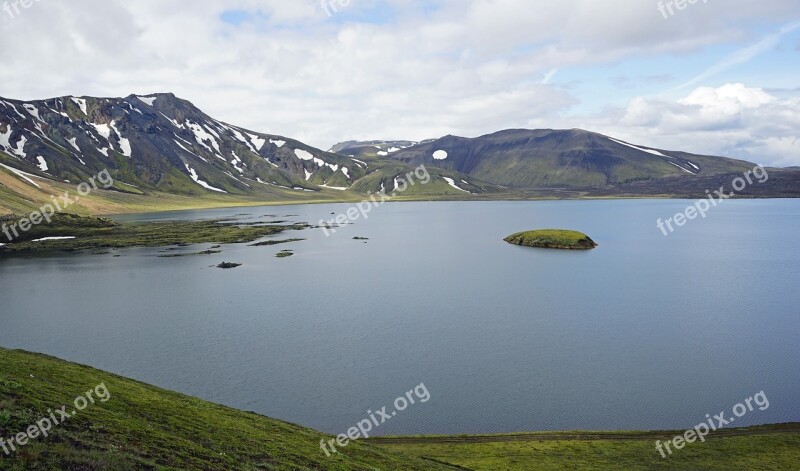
top-left (504, 229), bottom-right (598, 250)
top-left (216, 262), bottom-right (242, 269)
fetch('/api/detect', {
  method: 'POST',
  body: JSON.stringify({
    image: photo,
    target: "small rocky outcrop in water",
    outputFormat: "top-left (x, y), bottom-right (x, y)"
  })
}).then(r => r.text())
top-left (216, 262), bottom-right (242, 269)
top-left (504, 230), bottom-right (598, 250)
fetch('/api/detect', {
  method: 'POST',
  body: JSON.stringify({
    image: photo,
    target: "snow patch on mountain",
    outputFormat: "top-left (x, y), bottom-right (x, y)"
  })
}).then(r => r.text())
top-left (0, 125), bottom-right (12, 150)
top-left (174, 139), bottom-right (206, 162)
top-left (110, 121), bottom-right (132, 157)
top-left (23, 104), bottom-right (41, 121)
top-left (608, 138), bottom-right (667, 157)
top-left (443, 177), bottom-right (470, 193)
top-left (668, 161), bottom-right (694, 174)
top-left (9, 134), bottom-right (27, 157)
top-left (71, 97), bottom-right (88, 115)
top-left (248, 133), bottom-right (266, 151)
top-left (294, 149), bottom-right (314, 161)
top-left (320, 184), bottom-right (348, 191)
top-left (32, 236), bottom-right (75, 242)
top-left (35, 156), bottom-right (48, 172)
top-left (0, 163), bottom-right (41, 187)
top-left (67, 137), bottom-right (80, 153)
top-left (228, 127), bottom-right (257, 153)
top-left (91, 123), bottom-right (112, 141)
top-left (186, 120), bottom-right (219, 155)
top-left (160, 112), bottom-right (184, 129)
top-left (230, 151), bottom-right (245, 174)
top-left (2, 101), bottom-right (26, 119)
top-left (136, 96), bottom-right (157, 106)
top-left (184, 164), bottom-right (227, 193)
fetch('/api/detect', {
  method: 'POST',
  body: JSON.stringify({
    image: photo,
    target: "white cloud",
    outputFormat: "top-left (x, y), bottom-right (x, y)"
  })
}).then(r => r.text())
top-left (574, 84), bottom-right (800, 167)
top-left (676, 20), bottom-right (800, 90)
top-left (0, 0), bottom-right (797, 163)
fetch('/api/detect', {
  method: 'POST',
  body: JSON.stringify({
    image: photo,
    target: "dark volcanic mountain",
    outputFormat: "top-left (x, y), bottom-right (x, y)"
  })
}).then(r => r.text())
top-left (0, 93), bottom-right (363, 196)
top-left (1, 93), bottom-right (789, 214)
top-left (379, 129), bottom-right (757, 188)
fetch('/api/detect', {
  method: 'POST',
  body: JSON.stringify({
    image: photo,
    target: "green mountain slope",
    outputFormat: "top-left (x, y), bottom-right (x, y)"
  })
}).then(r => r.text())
top-left (1, 348), bottom-right (798, 470)
top-left (0, 93), bottom-right (501, 213)
top-left (385, 129), bottom-right (757, 188)
top-left (0, 348), bottom-right (451, 471)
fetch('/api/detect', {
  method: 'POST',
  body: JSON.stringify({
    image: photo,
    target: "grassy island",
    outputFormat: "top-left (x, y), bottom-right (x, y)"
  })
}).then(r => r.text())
top-left (504, 229), bottom-right (598, 250)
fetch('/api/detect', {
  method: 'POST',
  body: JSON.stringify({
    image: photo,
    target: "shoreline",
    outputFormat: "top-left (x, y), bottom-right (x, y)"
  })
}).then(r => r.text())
top-left (1, 346), bottom-right (797, 470)
top-left (101, 194), bottom-right (800, 219)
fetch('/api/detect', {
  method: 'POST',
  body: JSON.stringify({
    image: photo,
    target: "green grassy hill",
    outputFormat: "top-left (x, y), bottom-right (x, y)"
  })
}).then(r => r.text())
top-left (1, 348), bottom-right (798, 470)
top-left (373, 426), bottom-right (800, 470)
top-left (388, 129), bottom-right (757, 188)
top-left (0, 348), bottom-right (451, 470)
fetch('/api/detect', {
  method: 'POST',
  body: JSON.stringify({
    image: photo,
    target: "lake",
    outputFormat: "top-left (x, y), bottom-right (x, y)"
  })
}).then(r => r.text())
top-left (1, 200), bottom-right (798, 435)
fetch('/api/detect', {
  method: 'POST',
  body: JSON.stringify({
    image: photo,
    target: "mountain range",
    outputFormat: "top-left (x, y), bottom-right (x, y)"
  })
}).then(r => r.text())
top-left (0, 93), bottom-right (797, 214)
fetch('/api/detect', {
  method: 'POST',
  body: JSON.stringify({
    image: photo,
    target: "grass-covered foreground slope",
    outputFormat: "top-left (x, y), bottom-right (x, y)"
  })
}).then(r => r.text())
top-left (373, 426), bottom-right (800, 470)
top-left (1, 348), bottom-right (798, 470)
top-left (0, 348), bottom-right (452, 471)
top-left (504, 229), bottom-right (598, 250)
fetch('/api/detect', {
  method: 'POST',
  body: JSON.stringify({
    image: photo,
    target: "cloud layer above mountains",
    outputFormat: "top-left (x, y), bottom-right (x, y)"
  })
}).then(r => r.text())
top-left (1, 0), bottom-right (798, 165)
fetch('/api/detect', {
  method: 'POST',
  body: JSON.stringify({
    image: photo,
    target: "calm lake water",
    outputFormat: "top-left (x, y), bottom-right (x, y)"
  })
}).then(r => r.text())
top-left (1, 200), bottom-right (798, 435)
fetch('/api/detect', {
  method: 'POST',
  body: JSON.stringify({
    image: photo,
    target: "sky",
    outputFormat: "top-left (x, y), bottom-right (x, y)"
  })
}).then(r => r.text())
top-left (1, 0), bottom-right (799, 166)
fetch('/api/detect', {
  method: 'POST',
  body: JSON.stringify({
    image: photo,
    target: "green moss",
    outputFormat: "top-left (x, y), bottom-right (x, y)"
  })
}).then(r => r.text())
top-left (504, 229), bottom-right (598, 250)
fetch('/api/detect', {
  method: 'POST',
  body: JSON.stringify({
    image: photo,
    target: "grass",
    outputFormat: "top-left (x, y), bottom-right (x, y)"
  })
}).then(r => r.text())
top-left (0, 348), bottom-right (453, 471)
top-left (372, 427), bottom-right (800, 470)
top-left (0, 348), bottom-right (797, 470)
top-left (0, 213), bottom-right (308, 254)
top-left (504, 229), bottom-right (598, 250)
